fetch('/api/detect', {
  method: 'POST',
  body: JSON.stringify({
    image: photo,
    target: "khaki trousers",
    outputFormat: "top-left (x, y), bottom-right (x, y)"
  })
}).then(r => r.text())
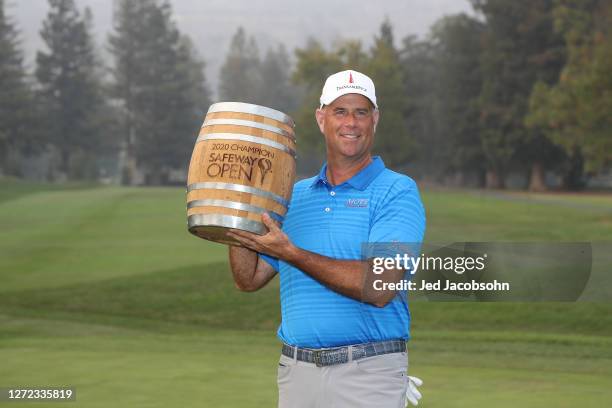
top-left (277, 351), bottom-right (408, 408)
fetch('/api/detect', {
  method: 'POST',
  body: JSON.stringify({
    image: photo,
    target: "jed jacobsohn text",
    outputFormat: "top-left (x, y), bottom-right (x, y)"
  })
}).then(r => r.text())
top-left (373, 279), bottom-right (510, 292)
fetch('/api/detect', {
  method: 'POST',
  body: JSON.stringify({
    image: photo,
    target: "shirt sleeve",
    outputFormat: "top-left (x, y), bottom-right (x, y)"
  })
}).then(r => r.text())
top-left (259, 253), bottom-right (279, 272)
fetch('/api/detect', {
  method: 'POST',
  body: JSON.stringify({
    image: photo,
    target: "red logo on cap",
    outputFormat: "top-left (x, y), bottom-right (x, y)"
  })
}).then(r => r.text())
top-left (349, 72), bottom-right (354, 83)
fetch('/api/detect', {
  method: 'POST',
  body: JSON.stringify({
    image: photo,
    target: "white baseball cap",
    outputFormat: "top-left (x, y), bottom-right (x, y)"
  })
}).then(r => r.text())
top-left (319, 70), bottom-right (378, 109)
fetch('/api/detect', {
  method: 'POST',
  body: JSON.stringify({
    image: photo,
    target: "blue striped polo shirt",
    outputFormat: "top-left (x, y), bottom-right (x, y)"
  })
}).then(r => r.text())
top-left (261, 156), bottom-right (426, 348)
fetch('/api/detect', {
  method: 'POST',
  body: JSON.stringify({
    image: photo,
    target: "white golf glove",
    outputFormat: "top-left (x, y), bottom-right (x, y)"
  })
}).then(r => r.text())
top-left (405, 376), bottom-right (423, 406)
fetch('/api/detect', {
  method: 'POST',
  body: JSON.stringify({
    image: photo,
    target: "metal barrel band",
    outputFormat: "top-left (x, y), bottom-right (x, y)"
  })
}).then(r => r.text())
top-left (187, 199), bottom-right (285, 222)
top-left (187, 182), bottom-right (289, 208)
top-left (196, 133), bottom-right (296, 158)
top-left (201, 118), bottom-right (296, 141)
top-left (207, 102), bottom-right (295, 128)
top-left (188, 214), bottom-right (266, 235)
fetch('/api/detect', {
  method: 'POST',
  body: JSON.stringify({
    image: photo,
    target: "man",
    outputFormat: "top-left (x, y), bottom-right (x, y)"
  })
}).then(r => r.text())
top-left (227, 70), bottom-right (425, 408)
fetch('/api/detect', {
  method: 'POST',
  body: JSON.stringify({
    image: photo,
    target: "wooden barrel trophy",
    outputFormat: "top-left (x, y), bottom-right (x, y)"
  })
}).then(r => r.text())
top-left (187, 102), bottom-right (296, 245)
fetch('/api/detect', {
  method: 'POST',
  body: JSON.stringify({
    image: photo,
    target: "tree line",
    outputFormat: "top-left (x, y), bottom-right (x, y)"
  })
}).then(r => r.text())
top-left (1, 0), bottom-right (610, 189)
top-left (1, 0), bottom-right (208, 184)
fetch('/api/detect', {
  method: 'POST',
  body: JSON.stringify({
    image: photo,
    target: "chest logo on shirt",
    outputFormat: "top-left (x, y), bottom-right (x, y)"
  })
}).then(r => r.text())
top-left (345, 198), bottom-right (369, 208)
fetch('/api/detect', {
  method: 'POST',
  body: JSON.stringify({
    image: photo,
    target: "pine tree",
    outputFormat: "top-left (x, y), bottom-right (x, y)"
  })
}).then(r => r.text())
top-left (36, 0), bottom-right (105, 180)
top-left (429, 14), bottom-right (486, 184)
top-left (399, 35), bottom-right (439, 180)
top-left (337, 40), bottom-right (369, 69)
top-left (108, 0), bottom-right (154, 184)
top-left (258, 44), bottom-right (298, 113)
top-left (0, 0), bottom-right (35, 175)
top-left (218, 27), bottom-right (261, 103)
top-left (367, 20), bottom-right (412, 168)
top-left (109, 0), bottom-right (210, 185)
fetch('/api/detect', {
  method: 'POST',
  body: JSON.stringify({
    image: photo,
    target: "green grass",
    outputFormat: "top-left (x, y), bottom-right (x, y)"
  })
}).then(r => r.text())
top-left (494, 189), bottom-right (612, 208)
top-left (1, 181), bottom-right (611, 407)
top-left (0, 186), bottom-right (227, 292)
top-left (2, 262), bottom-right (611, 335)
top-left (422, 189), bottom-right (612, 241)
top-left (1, 316), bottom-right (610, 408)
top-left (0, 262), bottom-right (281, 331)
top-left (0, 176), bottom-right (96, 204)
top-left (0, 316), bottom-right (278, 408)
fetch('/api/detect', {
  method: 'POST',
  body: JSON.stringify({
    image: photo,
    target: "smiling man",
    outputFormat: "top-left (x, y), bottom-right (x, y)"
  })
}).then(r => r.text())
top-left (227, 70), bottom-right (426, 408)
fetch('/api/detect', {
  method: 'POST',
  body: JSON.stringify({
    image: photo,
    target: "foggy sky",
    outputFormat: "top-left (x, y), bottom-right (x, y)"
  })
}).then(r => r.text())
top-left (10, 0), bottom-right (472, 95)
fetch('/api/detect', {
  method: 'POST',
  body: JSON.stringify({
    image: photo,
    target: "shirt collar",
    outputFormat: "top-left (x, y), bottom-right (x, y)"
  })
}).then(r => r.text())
top-left (310, 156), bottom-right (386, 190)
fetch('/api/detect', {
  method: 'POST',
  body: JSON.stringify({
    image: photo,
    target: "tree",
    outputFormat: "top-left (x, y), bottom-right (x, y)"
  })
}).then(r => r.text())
top-left (337, 39), bottom-right (369, 68)
top-left (527, 0), bottom-right (612, 183)
top-left (218, 28), bottom-right (298, 115)
top-left (36, 0), bottom-right (106, 180)
top-left (108, 0), bottom-right (154, 184)
top-left (292, 38), bottom-right (343, 160)
top-left (367, 20), bottom-right (413, 168)
top-left (218, 27), bottom-right (261, 103)
top-left (472, 0), bottom-right (565, 189)
top-left (396, 35), bottom-right (437, 182)
top-left (424, 14), bottom-right (486, 185)
top-left (258, 44), bottom-right (298, 113)
top-left (0, 0), bottom-right (36, 175)
top-left (109, 0), bottom-right (210, 185)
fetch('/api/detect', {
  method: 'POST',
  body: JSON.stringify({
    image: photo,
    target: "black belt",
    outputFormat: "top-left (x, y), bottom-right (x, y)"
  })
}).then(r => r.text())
top-left (281, 339), bottom-right (406, 367)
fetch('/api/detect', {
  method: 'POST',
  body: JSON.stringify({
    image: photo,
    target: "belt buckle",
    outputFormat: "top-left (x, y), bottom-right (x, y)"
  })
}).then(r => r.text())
top-left (312, 350), bottom-right (325, 367)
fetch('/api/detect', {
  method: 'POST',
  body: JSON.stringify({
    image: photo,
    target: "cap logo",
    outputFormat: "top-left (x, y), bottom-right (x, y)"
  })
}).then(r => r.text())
top-left (336, 84), bottom-right (367, 92)
top-left (349, 72), bottom-right (354, 84)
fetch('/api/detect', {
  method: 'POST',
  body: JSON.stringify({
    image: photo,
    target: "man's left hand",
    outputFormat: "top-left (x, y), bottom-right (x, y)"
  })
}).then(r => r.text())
top-left (406, 376), bottom-right (423, 406)
top-left (226, 213), bottom-right (294, 260)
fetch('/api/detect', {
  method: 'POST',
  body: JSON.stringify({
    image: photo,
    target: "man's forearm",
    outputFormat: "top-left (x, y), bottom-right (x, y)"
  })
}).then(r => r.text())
top-left (285, 245), bottom-right (363, 299)
top-left (226, 215), bottom-right (398, 303)
top-left (229, 246), bottom-right (258, 290)
top-left (283, 245), bottom-right (399, 307)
